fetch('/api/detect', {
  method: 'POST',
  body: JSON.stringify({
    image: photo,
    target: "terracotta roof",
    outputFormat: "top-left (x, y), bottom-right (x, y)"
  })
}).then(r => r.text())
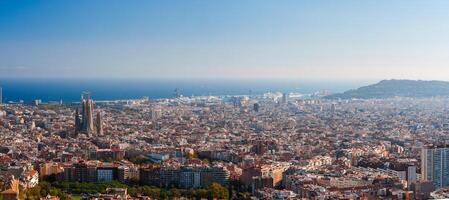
top-left (1, 188), bottom-right (18, 195)
top-left (26, 169), bottom-right (38, 177)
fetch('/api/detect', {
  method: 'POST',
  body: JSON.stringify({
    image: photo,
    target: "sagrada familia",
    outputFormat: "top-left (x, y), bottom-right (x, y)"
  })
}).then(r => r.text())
top-left (75, 92), bottom-right (103, 136)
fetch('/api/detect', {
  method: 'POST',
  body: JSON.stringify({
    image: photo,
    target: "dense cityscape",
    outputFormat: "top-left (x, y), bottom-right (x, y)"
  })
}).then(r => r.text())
top-left (1, 86), bottom-right (449, 199)
top-left (2, 1), bottom-right (449, 199)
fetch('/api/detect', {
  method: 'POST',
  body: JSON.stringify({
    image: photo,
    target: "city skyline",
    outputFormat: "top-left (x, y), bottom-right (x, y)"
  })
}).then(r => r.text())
top-left (1, 0), bottom-right (449, 80)
top-left (2, 1), bottom-right (449, 199)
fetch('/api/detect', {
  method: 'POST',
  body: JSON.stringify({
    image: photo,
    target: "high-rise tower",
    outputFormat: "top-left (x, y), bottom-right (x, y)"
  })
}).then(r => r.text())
top-left (96, 111), bottom-right (103, 135)
top-left (253, 103), bottom-right (260, 112)
top-left (421, 145), bottom-right (449, 188)
top-left (281, 93), bottom-right (288, 104)
top-left (75, 108), bottom-right (81, 134)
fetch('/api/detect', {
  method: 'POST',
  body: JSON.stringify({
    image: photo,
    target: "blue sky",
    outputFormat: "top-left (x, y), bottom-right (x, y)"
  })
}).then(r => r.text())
top-left (1, 0), bottom-right (449, 80)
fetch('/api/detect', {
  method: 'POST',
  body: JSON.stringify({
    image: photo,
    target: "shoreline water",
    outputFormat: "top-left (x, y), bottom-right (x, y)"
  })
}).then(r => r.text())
top-left (0, 79), bottom-right (375, 103)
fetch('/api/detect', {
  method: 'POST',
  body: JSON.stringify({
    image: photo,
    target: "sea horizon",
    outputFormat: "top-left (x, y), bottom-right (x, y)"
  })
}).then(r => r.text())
top-left (0, 78), bottom-right (376, 103)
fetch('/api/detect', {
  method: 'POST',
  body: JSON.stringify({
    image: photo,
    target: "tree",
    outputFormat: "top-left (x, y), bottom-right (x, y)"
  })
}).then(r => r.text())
top-left (202, 158), bottom-right (210, 164)
top-left (208, 183), bottom-right (229, 199)
top-left (23, 182), bottom-right (71, 200)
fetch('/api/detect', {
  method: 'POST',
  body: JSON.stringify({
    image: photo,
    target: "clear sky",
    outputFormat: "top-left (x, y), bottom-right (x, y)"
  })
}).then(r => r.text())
top-left (1, 0), bottom-right (449, 80)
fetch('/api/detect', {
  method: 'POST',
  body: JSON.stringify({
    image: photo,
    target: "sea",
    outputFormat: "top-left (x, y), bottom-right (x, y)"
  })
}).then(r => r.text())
top-left (0, 79), bottom-right (375, 103)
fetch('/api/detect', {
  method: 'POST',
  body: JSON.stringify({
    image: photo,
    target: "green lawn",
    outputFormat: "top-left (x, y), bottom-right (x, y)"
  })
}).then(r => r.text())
top-left (71, 195), bottom-right (82, 200)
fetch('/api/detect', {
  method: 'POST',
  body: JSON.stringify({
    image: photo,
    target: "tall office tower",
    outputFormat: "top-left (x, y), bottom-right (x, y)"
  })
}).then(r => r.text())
top-left (282, 93), bottom-right (288, 104)
top-left (96, 111), bottom-right (103, 135)
top-left (75, 108), bottom-right (81, 134)
top-left (0, 86), bottom-right (2, 105)
top-left (421, 145), bottom-right (449, 188)
top-left (331, 103), bottom-right (337, 113)
top-left (253, 103), bottom-right (260, 112)
top-left (407, 165), bottom-right (417, 187)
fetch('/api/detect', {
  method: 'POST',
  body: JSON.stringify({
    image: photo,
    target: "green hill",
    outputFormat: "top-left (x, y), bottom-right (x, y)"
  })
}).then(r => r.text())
top-left (326, 79), bottom-right (449, 99)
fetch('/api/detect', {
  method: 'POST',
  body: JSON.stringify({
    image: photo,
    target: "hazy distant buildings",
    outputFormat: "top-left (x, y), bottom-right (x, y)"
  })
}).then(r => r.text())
top-left (151, 108), bottom-right (162, 121)
top-left (281, 93), bottom-right (288, 104)
top-left (34, 99), bottom-right (42, 106)
top-left (0, 86), bottom-right (2, 105)
top-left (253, 103), bottom-right (260, 112)
top-left (421, 145), bottom-right (449, 188)
top-left (331, 103), bottom-right (336, 112)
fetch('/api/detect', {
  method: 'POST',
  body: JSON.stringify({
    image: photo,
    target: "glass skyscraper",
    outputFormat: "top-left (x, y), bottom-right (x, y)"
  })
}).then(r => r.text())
top-left (421, 146), bottom-right (449, 188)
